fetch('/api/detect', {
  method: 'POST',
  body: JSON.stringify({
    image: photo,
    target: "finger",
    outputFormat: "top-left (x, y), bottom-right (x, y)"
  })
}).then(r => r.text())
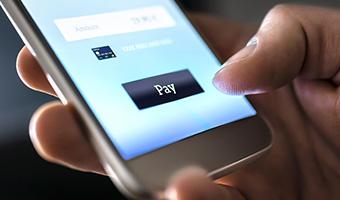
top-left (294, 78), bottom-right (340, 147)
top-left (294, 79), bottom-right (340, 182)
top-left (30, 101), bottom-right (105, 174)
top-left (17, 47), bottom-right (55, 96)
top-left (213, 5), bottom-right (340, 95)
top-left (333, 71), bottom-right (340, 85)
top-left (165, 168), bottom-right (246, 200)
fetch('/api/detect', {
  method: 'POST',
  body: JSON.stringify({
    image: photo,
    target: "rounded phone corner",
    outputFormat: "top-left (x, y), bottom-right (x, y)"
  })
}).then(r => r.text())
top-left (210, 138), bottom-right (272, 180)
top-left (209, 115), bottom-right (273, 180)
top-left (103, 161), bottom-right (155, 200)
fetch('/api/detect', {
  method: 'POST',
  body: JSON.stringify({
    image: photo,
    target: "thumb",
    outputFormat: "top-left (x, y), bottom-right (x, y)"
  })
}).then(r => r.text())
top-left (213, 5), bottom-right (340, 95)
top-left (165, 168), bottom-right (245, 200)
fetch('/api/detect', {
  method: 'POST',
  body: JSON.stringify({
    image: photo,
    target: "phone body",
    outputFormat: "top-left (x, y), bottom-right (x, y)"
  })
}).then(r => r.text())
top-left (1, 0), bottom-right (272, 199)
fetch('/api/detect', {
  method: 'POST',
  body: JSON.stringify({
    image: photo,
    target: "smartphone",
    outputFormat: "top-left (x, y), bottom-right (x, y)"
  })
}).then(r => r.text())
top-left (1, 0), bottom-right (272, 199)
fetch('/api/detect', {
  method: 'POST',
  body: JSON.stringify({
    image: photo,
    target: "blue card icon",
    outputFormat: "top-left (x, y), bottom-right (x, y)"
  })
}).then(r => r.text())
top-left (92, 46), bottom-right (116, 60)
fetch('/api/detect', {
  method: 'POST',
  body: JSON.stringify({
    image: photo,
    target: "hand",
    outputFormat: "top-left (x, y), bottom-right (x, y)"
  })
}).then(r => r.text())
top-left (16, 5), bottom-right (340, 200)
top-left (16, 13), bottom-right (253, 174)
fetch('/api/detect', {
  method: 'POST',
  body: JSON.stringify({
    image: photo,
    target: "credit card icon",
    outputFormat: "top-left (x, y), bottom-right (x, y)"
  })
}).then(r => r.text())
top-left (92, 46), bottom-right (116, 60)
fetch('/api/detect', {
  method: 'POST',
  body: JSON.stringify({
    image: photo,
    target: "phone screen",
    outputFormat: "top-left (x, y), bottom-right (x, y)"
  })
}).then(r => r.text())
top-left (21, 0), bottom-right (256, 160)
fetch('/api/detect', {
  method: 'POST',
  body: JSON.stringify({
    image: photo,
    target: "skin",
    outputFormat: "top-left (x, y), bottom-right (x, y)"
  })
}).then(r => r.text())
top-left (16, 4), bottom-right (339, 200)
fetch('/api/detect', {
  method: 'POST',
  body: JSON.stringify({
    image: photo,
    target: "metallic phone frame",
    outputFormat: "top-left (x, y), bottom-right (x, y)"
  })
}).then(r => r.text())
top-left (0, 0), bottom-right (272, 199)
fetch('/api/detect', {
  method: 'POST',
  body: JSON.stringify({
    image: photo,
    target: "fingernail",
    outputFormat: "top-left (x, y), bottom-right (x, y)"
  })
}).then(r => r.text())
top-left (226, 37), bottom-right (258, 66)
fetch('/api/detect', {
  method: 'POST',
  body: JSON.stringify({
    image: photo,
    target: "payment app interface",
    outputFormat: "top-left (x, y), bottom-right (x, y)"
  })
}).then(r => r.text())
top-left (22, 0), bottom-right (256, 160)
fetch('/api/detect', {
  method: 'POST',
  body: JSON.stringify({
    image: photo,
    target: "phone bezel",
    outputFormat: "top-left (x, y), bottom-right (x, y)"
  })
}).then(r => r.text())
top-left (1, 0), bottom-right (272, 198)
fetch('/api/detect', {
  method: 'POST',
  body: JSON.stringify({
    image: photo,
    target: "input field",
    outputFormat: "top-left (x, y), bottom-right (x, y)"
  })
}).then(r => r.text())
top-left (54, 6), bottom-right (176, 42)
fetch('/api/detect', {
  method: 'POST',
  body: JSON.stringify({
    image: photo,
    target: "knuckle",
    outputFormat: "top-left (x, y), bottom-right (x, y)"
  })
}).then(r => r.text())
top-left (268, 4), bottom-right (294, 17)
top-left (271, 4), bottom-right (292, 13)
top-left (265, 4), bottom-right (306, 23)
top-left (261, 4), bottom-right (298, 30)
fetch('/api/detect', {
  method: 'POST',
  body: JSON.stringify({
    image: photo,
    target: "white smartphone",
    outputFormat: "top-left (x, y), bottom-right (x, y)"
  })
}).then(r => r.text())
top-left (1, 0), bottom-right (272, 199)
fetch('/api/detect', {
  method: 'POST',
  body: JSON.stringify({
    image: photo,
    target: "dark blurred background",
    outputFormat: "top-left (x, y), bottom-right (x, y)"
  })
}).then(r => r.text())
top-left (1, 0), bottom-right (339, 199)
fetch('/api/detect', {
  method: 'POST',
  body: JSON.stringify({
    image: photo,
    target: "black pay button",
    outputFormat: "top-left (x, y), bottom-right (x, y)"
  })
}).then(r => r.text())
top-left (122, 70), bottom-right (204, 110)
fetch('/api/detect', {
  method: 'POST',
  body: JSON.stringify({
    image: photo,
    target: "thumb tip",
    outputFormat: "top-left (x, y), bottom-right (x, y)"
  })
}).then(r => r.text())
top-left (213, 70), bottom-right (254, 96)
top-left (212, 36), bottom-right (274, 95)
top-left (213, 59), bottom-right (271, 95)
top-left (213, 72), bottom-right (266, 95)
